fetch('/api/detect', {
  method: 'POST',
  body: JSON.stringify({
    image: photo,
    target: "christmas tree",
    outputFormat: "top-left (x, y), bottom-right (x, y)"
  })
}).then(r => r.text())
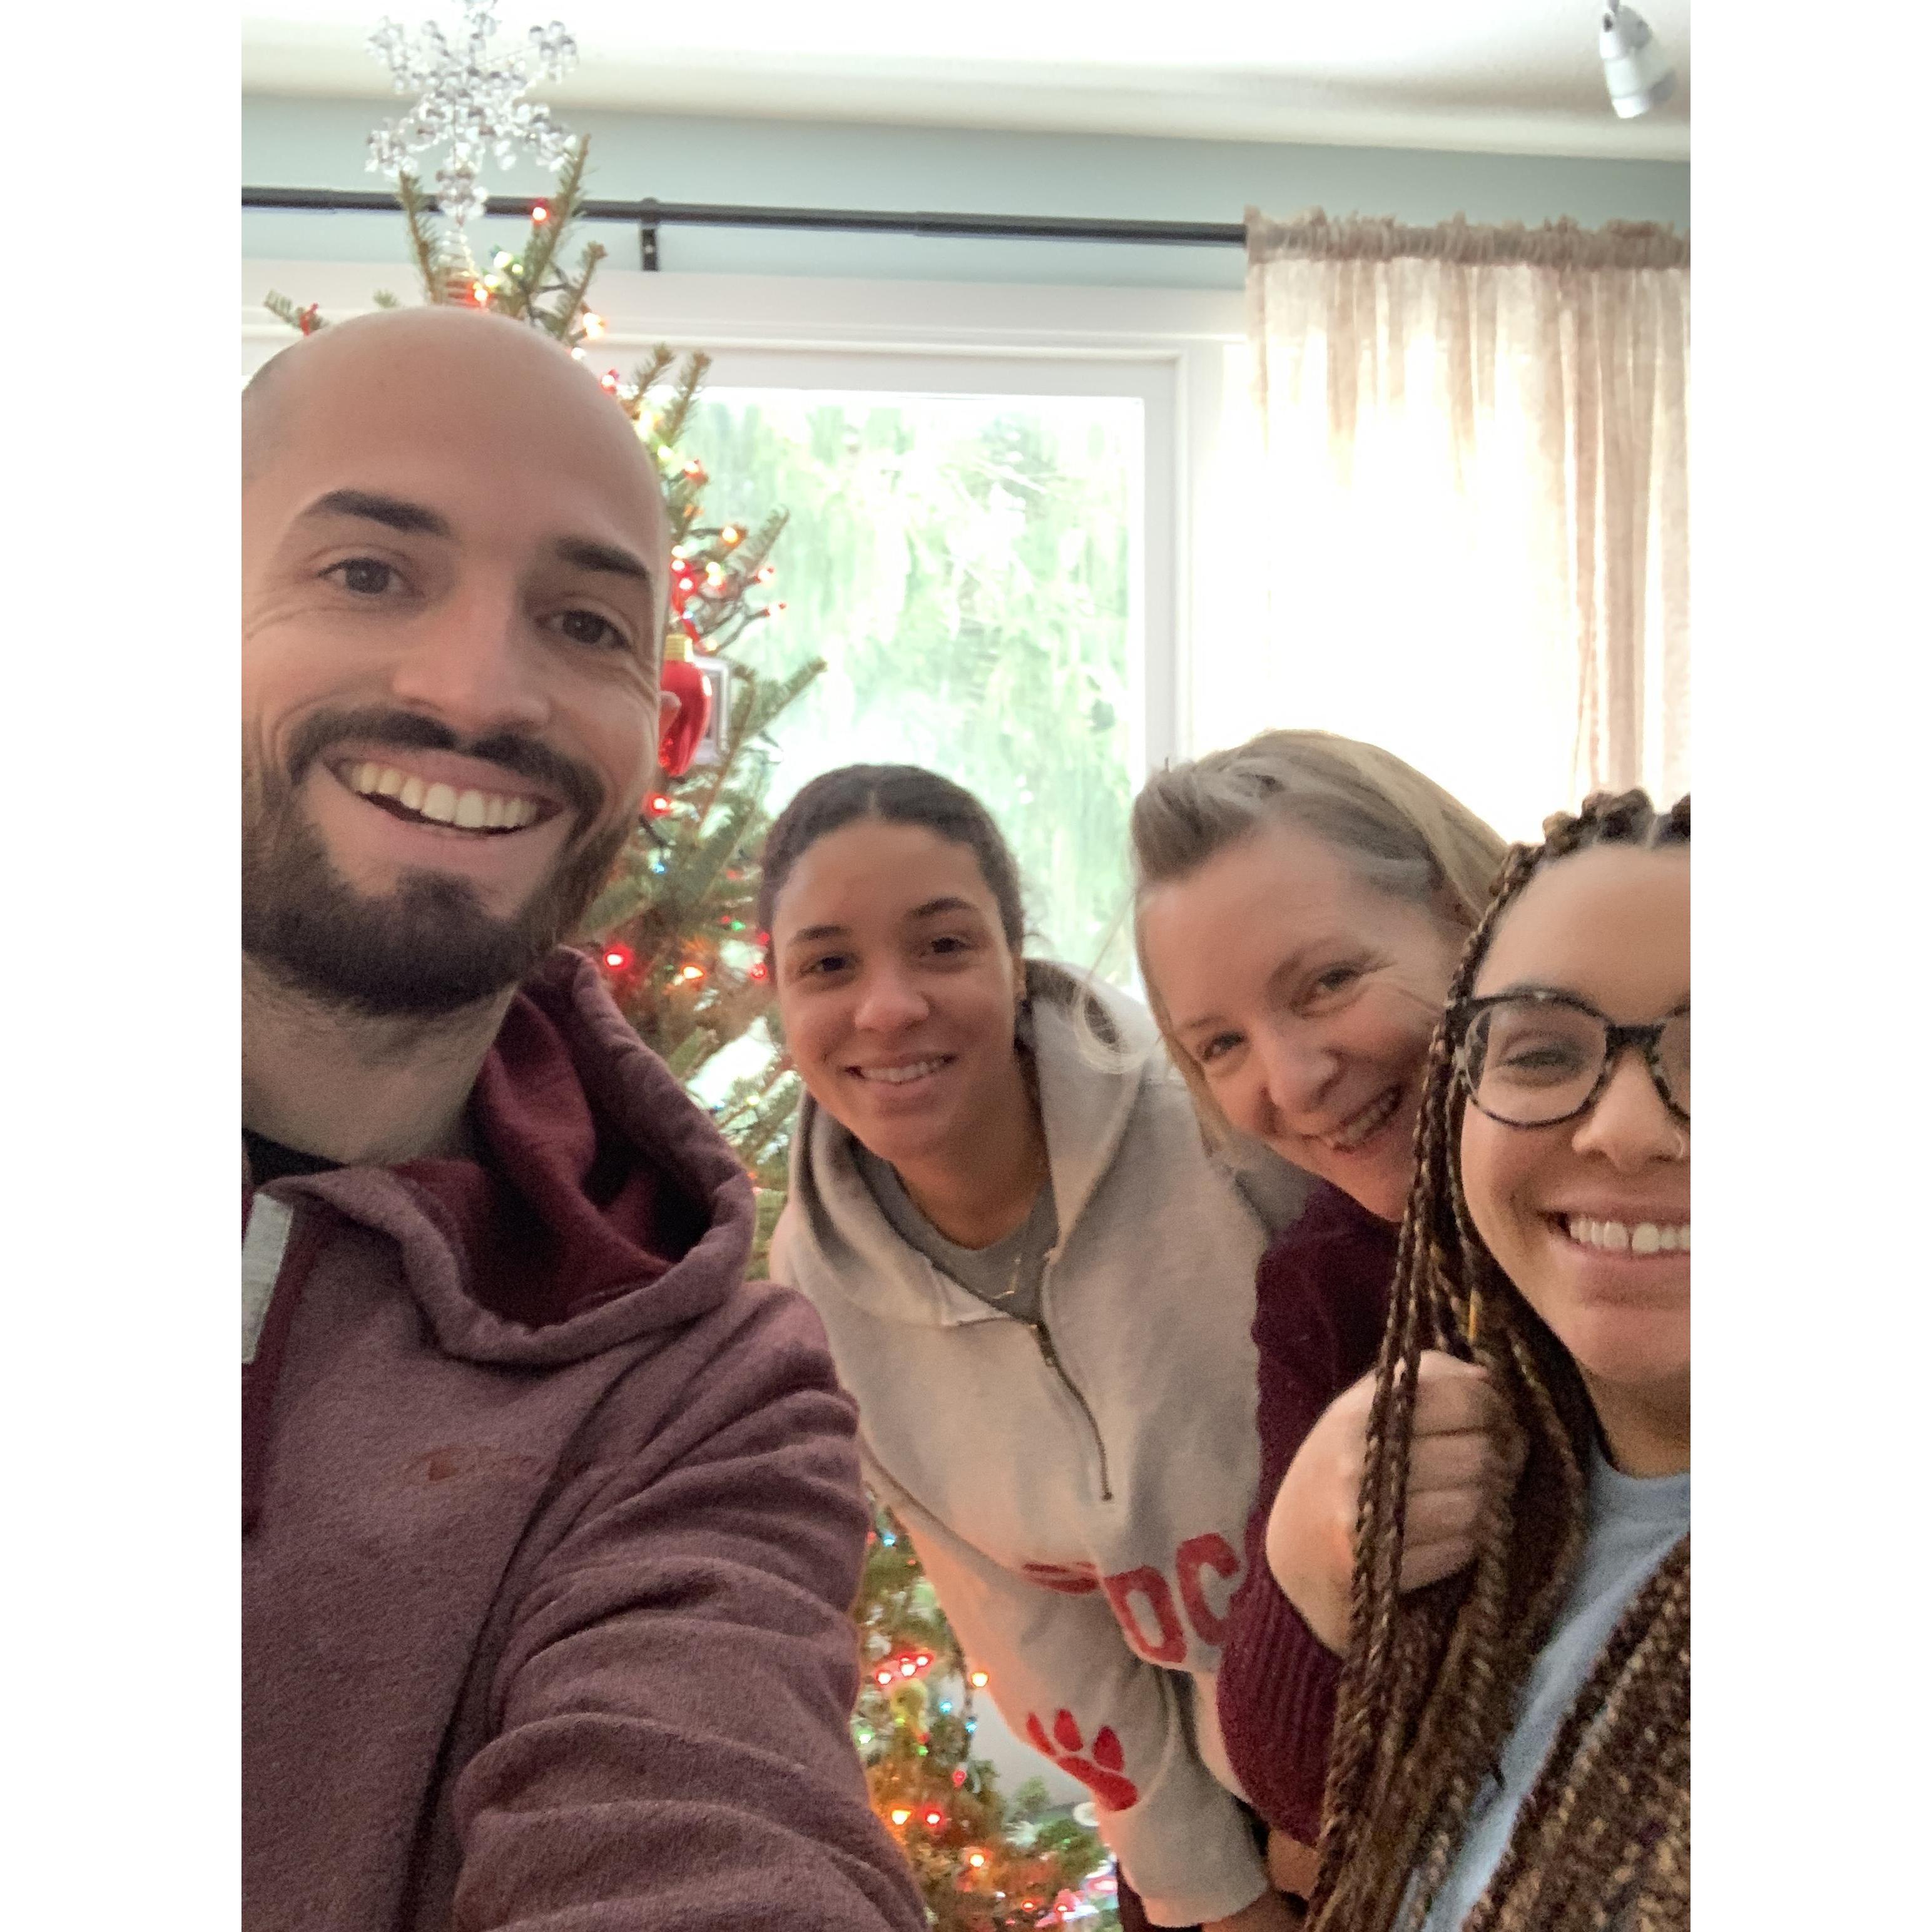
top-left (859, 1508), bottom-right (1118, 1929)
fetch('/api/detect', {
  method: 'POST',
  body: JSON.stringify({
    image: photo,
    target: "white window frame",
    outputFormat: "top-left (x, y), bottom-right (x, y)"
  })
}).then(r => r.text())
top-left (240, 263), bottom-right (1249, 778)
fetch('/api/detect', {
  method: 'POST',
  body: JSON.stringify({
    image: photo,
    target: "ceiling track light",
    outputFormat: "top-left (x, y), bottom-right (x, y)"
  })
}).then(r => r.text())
top-left (1600, 2), bottom-right (1677, 119)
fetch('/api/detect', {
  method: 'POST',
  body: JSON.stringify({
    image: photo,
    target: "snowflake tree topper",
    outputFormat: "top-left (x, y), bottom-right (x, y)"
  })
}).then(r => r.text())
top-left (367, 0), bottom-right (579, 226)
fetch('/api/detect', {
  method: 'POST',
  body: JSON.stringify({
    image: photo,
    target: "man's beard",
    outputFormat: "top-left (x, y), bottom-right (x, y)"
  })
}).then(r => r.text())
top-left (243, 708), bottom-right (632, 1019)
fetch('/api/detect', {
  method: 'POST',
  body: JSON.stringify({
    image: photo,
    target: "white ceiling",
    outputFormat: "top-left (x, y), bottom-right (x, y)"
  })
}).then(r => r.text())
top-left (240, 2), bottom-right (1690, 161)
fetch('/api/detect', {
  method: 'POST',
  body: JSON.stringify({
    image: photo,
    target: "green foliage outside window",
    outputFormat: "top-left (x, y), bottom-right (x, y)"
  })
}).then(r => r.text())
top-left (681, 390), bottom-right (1141, 984)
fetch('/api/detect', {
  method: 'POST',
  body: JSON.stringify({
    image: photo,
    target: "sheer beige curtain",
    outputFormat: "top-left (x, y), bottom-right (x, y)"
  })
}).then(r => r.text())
top-left (1242, 210), bottom-right (1689, 840)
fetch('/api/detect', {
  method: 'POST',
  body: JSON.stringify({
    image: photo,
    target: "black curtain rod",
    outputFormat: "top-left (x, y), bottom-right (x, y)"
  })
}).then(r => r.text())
top-left (242, 185), bottom-right (1246, 270)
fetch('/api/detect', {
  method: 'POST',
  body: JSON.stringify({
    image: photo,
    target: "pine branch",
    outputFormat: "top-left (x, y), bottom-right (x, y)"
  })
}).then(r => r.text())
top-left (544, 240), bottom-right (607, 341)
top-left (578, 838), bottom-right (664, 940)
top-left (654, 353), bottom-right (712, 453)
top-left (664, 798), bottom-right (761, 922)
top-left (511, 137), bottom-right (591, 310)
top-left (395, 170), bottom-right (463, 303)
top-left (717, 510), bottom-right (790, 593)
top-left (628, 345), bottom-right (680, 402)
top-left (664, 1029), bottom-right (718, 1082)
top-left (690, 654), bottom-right (825, 826)
top-left (262, 290), bottom-right (326, 333)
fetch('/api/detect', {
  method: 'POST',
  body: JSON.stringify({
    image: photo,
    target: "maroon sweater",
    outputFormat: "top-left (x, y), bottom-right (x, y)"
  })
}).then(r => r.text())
top-left (1213, 1182), bottom-right (1398, 1847)
top-left (242, 948), bottom-right (925, 1932)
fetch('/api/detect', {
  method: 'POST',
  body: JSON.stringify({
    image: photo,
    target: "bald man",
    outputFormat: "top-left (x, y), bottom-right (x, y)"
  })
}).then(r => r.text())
top-left (242, 310), bottom-right (924, 1932)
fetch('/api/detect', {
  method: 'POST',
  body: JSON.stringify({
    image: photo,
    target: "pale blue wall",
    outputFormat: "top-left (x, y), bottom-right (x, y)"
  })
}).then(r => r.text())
top-left (243, 93), bottom-right (1689, 290)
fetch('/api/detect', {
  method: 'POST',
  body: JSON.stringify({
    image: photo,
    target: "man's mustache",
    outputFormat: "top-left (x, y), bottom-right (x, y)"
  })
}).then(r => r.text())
top-left (283, 707), bottom-right (607, 823)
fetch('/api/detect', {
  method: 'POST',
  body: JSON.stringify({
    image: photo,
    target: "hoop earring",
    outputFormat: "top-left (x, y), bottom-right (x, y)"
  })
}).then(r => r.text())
top-left (1669, 1129), bottom-right (1689, 1161)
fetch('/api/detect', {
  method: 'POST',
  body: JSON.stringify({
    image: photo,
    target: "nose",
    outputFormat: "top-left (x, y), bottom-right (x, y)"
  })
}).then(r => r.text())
top-left (1251, 1019), bottom-right (1342, 1132)
top-left (1571, 1052), bottom-right (1686, 1170)
top-left (852, 963), bottom-right (931, 1034)
top-left (386, 581), bottom-right (552, 741)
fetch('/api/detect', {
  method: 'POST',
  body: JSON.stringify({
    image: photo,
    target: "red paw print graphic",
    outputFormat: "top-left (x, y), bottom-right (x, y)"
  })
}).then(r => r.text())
top-left (1025, 1708), bottom-right (1141, 1811)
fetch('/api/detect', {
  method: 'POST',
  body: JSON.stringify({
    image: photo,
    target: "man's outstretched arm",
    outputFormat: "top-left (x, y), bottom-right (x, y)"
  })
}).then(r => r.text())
top-left (450, 1285), bottom-right (925, 1932)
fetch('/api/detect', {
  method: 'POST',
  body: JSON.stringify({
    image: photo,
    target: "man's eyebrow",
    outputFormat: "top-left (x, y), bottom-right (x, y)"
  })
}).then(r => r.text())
top-left (554, 536), bottom-right (656, 587)
top-left (297, 489), bottom-right (452, 537)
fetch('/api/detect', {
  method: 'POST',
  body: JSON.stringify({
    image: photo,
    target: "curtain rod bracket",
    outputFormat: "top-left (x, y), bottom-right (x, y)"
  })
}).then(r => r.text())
top-left (638, 198), bottom-right (661, 273)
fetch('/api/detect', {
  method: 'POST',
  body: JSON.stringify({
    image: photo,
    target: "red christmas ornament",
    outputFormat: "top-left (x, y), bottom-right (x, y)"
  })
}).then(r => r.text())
top-left (658, 658), bottom-right (712, 777)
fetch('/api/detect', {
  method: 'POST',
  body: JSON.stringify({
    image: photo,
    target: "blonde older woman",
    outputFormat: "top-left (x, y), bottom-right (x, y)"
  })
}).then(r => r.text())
top-left (1131, 731), bottom-right (1512, 1903)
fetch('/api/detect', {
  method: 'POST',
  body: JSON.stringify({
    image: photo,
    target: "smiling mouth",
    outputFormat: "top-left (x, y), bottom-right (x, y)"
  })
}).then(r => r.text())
top-left (1558, 1214), bottom-right (1691, 1256)
top-left (1319, 1085), bottom-right (1404, 1155)
top-left (333, 759), bottom-right (559, 836)
top-left (850, 1056), bottom-right (954, 1086)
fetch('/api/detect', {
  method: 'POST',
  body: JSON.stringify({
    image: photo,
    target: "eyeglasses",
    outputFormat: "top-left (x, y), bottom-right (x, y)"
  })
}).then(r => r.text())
top-left (1451, 990), bottom-right (1689, 1129)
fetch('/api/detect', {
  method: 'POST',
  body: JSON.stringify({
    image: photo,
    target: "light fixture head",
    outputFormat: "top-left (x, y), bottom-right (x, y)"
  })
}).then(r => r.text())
top-left (1600, 3), bottom-right (1677, 119)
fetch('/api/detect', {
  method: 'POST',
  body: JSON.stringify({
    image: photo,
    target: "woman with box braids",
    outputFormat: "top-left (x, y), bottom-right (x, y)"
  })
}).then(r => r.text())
top-left (1308, 790), bottom-right (1690, 1932)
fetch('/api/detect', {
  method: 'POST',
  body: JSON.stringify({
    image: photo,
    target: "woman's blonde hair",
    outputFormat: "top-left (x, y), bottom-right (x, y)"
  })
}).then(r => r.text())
top-left (1129, 730), bottom-right (1508, 1140)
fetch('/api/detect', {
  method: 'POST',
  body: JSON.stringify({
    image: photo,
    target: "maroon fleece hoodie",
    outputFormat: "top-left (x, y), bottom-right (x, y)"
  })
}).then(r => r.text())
top-left (242, 948), bottom-right (925, 1932)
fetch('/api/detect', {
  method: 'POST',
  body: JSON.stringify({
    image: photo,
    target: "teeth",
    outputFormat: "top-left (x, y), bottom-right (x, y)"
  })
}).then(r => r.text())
top-left (857, 1059), bottom-right (947, 1085)
top-left (1325, 1087), bottom-right (1400, 1153)
top-left (342, 761), bottom-right (546, 831)
top-left (1565, 1215), bottom-right (1689, 1256)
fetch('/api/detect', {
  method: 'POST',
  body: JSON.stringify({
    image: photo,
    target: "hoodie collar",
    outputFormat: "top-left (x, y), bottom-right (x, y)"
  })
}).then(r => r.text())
top-left (254, 948), bottom-right (756, 1366)
top-left (788, 960), bottom-right (1161, 1330)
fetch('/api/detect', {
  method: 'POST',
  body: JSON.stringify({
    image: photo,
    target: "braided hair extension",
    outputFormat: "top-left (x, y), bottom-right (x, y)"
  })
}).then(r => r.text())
top-left (1306, 791), bottom-right (1690, 1932)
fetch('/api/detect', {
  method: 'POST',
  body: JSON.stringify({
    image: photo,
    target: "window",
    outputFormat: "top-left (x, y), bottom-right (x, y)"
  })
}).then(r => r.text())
top-left (686, 384), bottom-right (1143, 979)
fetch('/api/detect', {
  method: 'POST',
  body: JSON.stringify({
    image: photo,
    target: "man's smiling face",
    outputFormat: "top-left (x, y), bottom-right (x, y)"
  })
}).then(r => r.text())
top-left (241, 308), bottom-right (671, 1016)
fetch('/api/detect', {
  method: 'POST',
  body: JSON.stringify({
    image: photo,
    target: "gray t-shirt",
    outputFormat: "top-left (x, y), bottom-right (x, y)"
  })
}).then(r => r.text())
top-left (852, 1141), bottom-right (1057, 1327)
top-left (1416, 1446), bottom-right (1690, 1931)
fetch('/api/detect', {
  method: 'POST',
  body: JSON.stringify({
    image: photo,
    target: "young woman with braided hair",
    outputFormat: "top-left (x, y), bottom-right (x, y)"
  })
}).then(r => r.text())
top-left (1305, 790), bottom-right (1690, 1932)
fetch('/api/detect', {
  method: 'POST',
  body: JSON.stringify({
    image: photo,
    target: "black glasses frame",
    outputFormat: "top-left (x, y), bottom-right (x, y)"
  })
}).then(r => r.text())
top-left (1450, 989), bottom-right (1690, 1130)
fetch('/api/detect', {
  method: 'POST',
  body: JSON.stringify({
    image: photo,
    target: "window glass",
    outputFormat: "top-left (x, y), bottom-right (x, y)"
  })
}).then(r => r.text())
top-left (685, 387), bottom-right (1144, 984)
